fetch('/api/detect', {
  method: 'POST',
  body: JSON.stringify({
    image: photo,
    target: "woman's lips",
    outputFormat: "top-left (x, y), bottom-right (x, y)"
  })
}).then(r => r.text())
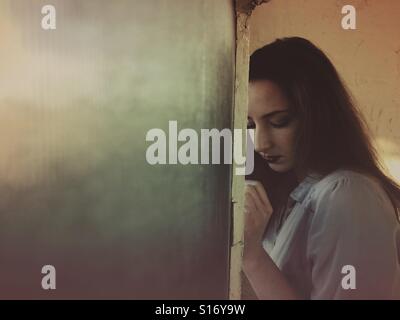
top-left (260, 154), bottom-right (282, 163)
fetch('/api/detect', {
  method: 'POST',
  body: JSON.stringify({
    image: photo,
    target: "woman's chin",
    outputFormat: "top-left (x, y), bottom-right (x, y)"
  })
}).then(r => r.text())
top-left (268, 162), bottom-right (292, 173)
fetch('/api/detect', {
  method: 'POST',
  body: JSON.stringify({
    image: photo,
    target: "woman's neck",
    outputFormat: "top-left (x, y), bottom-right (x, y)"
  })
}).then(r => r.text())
top-left (294, 167), bottom-right (308, 182)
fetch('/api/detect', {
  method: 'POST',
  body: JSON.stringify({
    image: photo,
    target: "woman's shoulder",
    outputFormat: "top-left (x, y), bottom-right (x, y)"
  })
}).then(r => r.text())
top-left (307, 169), bottom-right (393, 215)
top-left (305, 169), bottom-right (400, 248)
top-left (310, 169), bottom-right (381, 197)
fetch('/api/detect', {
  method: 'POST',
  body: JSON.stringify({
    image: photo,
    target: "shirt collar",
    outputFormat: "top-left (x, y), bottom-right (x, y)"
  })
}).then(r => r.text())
top-left (289, 172), bottom-right (323, 203)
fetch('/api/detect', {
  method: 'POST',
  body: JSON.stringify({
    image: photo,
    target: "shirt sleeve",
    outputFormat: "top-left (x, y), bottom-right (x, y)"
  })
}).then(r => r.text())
top-left (306, 173), bottom-right (400, 299)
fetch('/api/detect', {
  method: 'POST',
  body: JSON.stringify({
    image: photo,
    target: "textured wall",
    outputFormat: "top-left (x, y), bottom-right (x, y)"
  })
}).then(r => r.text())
top-left (0, 0), bottom-right (235, 298)
top-left (250, 0), bottom-right (400, 182)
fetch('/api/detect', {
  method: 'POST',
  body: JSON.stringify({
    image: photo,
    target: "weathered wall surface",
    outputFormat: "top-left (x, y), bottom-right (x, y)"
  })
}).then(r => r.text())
top-left (230, 0), bottom-right (270, 300)
top-left (0, 0), bottom-right (235, 298)
top-left (250, 0), bottom-right (400, 181)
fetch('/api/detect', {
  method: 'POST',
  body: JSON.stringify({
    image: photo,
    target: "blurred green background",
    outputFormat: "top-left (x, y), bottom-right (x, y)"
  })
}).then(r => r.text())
top-left (0, 0), bottom-right (235, 298)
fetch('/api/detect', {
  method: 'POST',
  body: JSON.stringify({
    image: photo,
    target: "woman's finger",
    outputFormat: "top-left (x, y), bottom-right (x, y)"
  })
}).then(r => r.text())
top-left (244, 187), bottom-right (257, 214)
top-left (246, 186), bottom-right (267, 219)
top-left (252, 181), bottom-right (273, 214)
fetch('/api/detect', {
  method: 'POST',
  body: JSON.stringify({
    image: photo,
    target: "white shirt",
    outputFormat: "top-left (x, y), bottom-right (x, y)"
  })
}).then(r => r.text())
top-left (263, 169), bottom-right (400, 299)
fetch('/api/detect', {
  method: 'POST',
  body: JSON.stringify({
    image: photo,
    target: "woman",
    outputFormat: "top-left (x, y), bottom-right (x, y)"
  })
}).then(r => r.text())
top-left (243, 37), bottom-right (400, 299)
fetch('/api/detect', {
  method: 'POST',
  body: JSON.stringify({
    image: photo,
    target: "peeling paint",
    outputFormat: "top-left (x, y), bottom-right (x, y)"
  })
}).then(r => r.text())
top-left (236, 0), bottom-right (270, 15)
top-left (229, 0), bottom-right (271, 301)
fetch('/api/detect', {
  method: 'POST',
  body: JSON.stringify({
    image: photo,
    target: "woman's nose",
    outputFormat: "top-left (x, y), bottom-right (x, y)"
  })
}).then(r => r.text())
top-left (254, 127), bottom-right (273, 153)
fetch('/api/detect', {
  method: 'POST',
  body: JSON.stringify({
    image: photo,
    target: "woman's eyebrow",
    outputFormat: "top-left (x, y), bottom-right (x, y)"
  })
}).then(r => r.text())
top-left (260, 110), bottom-right (289, 120)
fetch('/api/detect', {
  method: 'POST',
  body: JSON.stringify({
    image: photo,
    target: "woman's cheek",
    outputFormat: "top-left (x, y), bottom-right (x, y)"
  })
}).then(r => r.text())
top-left (278, 127), bottom-right (296, 144)
top-left (278, 127), bottom-right (298, 156)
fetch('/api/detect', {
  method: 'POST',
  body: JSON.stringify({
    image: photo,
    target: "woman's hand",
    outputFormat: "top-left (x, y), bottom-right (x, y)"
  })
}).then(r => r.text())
top-left (243, 180), bottom-right (273, 259)
top-left (242, 180), bottom-right (299, 299)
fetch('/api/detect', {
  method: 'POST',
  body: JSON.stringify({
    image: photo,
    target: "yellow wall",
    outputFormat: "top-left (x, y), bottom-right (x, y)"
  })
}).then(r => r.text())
top-left (250, 0), bottom-right (400, 182)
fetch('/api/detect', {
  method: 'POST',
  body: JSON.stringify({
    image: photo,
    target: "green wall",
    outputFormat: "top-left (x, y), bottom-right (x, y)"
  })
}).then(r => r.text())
top-left (0, 0), bottom-right (235, 298)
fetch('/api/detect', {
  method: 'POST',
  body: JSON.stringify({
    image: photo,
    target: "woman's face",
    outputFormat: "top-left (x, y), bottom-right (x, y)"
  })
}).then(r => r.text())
top-left (248, 80), bottom-right (299, 173)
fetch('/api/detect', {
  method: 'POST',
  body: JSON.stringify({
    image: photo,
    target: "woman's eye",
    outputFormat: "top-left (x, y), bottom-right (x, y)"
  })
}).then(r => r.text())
top-left (270, 117), bottom-right (292, 128)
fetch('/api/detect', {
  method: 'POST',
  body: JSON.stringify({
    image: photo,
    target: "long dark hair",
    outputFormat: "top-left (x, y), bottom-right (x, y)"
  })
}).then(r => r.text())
top-left (249, 37), bottom-right (400, 217)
